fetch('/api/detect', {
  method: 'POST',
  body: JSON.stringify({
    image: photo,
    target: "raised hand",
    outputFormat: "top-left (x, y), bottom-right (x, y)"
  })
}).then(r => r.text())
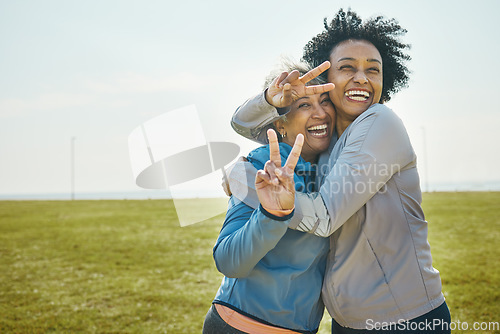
top-left (265, 61), bottom-right (335, 108)
top-left (255, 129), bottom-right (304, 212)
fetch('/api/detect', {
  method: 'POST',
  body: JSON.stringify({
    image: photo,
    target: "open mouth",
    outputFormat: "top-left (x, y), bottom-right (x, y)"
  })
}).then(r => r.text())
top-left (345, 90), bottom-right (370, 102)
top-left (307, 124), bottom-right (328, 137)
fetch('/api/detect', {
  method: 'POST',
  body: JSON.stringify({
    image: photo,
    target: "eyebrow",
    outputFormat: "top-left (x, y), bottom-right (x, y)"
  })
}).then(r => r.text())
top-left (338, 57), bottom-right (382, 64)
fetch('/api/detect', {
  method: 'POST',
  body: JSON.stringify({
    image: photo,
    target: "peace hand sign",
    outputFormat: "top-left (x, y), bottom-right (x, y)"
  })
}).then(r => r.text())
top-left (255, 129), bottom-right (304, 212)
top-left (265, 61), bottom-right (335, 108)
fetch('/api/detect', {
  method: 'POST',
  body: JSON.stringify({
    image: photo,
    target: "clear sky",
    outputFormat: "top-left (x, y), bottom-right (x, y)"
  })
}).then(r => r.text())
top-left (1, 0), bottom-right (499, 198)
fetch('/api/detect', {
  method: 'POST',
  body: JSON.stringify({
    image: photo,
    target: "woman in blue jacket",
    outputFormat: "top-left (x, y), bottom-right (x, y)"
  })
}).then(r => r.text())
top-left (202, 60), bottom-right (336, 334)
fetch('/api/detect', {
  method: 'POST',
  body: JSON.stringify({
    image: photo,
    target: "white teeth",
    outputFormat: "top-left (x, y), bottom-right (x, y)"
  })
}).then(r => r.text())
top-left (310, 130), bottom-right (327, 137)
top-left (307, 124), bottom-right (328, 137)
top-left (345, 90), bottom-right (370, 99)
top-left (349, 96), bottom-right (368, 101)
top-left (307, 124), bottom-right (327, 131)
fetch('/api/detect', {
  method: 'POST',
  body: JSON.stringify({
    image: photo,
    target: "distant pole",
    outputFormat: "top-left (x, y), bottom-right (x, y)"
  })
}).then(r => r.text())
top-left (71, 137), bottom-right (76, 200)
top-left (421, 127), bottom-right (429, 193)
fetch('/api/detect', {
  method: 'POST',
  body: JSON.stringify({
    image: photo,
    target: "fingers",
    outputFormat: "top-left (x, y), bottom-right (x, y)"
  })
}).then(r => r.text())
top-left (255, 169), bottom-right (272, 188)
top-left (281, 83), bottom-right (292, 106)
top-left (274, 71), bottom-right (288, 88)
top-left (284, 133), bottom-right (304, 171)
top-left (278, 70), bottom-right (300, 87)
top-left (255, 159), bottom-right (281, 188)
top-left (304, 83), bottom-right (335, 95)
top-left (267, 129), bottom-right (281, 167)
top-left (274, 167), bottom-right (293, 186)
top-left (299, 61), bottom-right (334, 97)
top-left (264, 160), bottom-right (279, 185)
top-left (299, 61), bottom-right (331, 83)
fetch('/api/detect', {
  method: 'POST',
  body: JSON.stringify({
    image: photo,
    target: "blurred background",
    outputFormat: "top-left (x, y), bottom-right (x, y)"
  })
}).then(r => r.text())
top-left (1, 0), bottom-right (499, 199)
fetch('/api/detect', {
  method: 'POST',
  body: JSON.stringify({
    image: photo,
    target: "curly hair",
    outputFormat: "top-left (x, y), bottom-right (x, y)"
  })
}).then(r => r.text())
top-left (302, 8), bottom-right (411, 103)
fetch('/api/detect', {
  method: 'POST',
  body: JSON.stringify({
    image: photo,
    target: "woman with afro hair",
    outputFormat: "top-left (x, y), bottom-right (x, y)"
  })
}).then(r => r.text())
top-left (227, 8), bottom-right (452, 334)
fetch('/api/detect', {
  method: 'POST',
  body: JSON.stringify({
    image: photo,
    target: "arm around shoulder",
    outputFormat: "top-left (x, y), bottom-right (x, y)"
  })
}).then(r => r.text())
top-left (289, 105), bottom-right (416, 237)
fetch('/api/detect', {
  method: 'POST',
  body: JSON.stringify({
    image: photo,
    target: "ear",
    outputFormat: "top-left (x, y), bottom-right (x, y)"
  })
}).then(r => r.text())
top-left (273, 120), bottom-right (288, 140)
top-left (273, 119), bottom-right (286, 132)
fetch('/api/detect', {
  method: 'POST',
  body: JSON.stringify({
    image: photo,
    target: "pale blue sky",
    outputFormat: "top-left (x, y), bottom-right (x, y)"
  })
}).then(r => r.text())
top-left (1, 0), bottom-right (499, 197)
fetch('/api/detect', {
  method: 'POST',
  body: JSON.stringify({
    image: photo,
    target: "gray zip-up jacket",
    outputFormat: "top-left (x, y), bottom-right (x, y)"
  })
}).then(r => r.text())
top-left (228, 92), bottom-right (445, 329)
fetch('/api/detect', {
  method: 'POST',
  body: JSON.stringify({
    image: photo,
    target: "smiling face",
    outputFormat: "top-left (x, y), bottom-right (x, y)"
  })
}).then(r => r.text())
top-left (327, 39), bottom-right (383, 134)
top-left (274, 92), bottom-right (335, 163)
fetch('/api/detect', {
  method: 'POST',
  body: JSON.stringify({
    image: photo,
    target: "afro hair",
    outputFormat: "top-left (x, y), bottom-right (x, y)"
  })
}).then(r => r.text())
top-left (302, 8), bottom-right (411, 102)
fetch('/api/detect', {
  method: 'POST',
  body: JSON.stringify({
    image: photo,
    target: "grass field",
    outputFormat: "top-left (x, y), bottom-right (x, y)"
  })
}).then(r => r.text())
top-left (0, 192), bottom-right (499, 333)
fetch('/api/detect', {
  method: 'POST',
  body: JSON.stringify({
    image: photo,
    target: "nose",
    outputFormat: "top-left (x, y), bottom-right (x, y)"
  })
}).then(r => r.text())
top-left (353, 70), bottom-right (368, 84)
top-left (311, 103), bottom-right (328, 119)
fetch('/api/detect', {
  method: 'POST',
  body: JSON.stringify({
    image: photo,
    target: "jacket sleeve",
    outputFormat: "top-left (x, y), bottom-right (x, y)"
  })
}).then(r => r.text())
top-left (213, 196), bottom-right (293, 278)
top-left (289, 105), bottom-right (417, 236)
top-left (231, 91), bottom-right (290, 144)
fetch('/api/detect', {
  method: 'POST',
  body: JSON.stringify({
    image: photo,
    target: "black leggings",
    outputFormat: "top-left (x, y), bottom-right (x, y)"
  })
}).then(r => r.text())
top-left (202, 304), bottom-right (248, 334)
top-left (332, 302), bottom-right (451, 334)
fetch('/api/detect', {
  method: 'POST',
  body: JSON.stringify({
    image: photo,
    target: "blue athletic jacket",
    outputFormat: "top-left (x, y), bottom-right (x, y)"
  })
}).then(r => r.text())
top-left (212, 143), bottom-right (329, 333)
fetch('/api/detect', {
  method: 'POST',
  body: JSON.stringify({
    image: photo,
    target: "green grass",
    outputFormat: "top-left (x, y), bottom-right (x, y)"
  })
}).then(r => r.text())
top-left (0, 192), bottom-right (498, 333)
top-left (423, 192), bottom-right (500, 333)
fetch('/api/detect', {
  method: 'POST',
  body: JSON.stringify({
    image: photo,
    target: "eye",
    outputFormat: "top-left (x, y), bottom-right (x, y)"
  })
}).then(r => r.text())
top-left (368, 67), bottom-right (380, 73)
top-left (298, 103), bottom-right (310, 109)
top-left (320, 97), bottom-right (332, 105)
top-left (339, 65), bottom-right (354, 70)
